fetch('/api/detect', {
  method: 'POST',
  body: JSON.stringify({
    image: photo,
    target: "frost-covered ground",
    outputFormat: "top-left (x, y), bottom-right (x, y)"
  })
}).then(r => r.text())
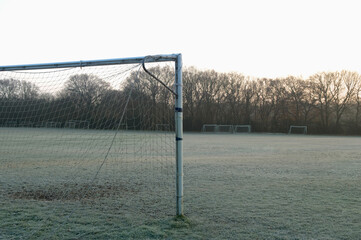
top-left (184, 133), bottom-right (361, 239)
top-left (1, 130), bottom-right (361, 239)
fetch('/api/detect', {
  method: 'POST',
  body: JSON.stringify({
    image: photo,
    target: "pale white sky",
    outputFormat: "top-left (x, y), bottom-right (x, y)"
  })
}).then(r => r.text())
top-left (0, 0), bottom-right (360, 78)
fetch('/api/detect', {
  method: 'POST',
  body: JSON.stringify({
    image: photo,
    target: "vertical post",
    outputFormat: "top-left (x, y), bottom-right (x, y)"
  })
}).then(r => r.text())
top-left (175, 54), bottom-right (183, 216)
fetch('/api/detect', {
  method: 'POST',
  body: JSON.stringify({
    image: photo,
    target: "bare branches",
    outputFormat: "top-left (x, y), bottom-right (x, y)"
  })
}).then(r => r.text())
top-left (2, 67), bottom-right (361, 134)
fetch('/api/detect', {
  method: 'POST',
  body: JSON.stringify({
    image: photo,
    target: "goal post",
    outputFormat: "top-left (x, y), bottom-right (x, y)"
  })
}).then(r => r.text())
top-left (175, 55), bottom-right (183, 216)
top-left (0, 53), bottom-right (184, 235)
top-left (288, 125), bottom-right (307, 134)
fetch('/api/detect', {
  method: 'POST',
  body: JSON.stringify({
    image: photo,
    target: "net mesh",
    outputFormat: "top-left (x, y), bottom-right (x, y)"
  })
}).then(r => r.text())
top-left (0, 62), bottom-right (176, 238)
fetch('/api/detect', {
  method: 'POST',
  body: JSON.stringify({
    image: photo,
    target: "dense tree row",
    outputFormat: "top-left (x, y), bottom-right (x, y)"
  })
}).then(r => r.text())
top-left (181, 68), bottom-right (361, 134)
top-left (1, 67), bottom-right (361, 134)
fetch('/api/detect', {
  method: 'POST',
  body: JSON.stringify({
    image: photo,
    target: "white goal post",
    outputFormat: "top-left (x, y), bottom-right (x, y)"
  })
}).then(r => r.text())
top-left (0, 53), bottom-right (184, 222)
top-left (288, 125), bottom-right (307, 134)
top-left (234, 125), bottom-right (251, 133)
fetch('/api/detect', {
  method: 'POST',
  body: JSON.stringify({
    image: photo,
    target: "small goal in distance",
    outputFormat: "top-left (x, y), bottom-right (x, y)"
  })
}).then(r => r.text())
top-left (234, 125), bottom-right (251, 133)
top-left (202, 124), bottom-right (218, 133)
top-left (218, 125), bottom-right (234, 133)
top-left (201, 124), bottom-right (234, 133)
top-left (288, 125), bottom-right (307, 134)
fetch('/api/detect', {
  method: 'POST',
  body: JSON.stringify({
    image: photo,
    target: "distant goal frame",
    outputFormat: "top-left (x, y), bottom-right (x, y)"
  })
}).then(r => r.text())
top-left (288, 125), bottom-right (308, 134)
top-left (234, 125), bottom-right (251, 133)
top-left (201, 124), bottom-right (218, 133)
top-left (202, 124), bottom-right (252, 134)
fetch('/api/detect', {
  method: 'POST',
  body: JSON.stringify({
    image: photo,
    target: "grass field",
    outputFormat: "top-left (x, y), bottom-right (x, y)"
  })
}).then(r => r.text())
top-left (1, 129), bottom-right (361, 239)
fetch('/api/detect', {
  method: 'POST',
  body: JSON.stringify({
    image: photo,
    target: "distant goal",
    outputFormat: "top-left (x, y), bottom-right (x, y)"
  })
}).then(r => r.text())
top-left (218, 125), bottom-right (234, 133)
top-left (234, 125), bottom-right (251, 133)
top-left (202, 124), bottom-right (218, 133)
top-left (202, 124), bottom-right (234, 133)
top-left (288, 125), bottom-right (307, 134)
top-left (64, 120), bottom-right (90, 129)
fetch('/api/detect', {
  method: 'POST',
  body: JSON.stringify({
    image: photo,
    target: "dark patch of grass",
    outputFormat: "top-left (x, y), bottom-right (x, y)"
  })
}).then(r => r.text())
top-left (7, 182), bottom-right (138, 201)
top-left (170, 215), bottom-right (194, 229)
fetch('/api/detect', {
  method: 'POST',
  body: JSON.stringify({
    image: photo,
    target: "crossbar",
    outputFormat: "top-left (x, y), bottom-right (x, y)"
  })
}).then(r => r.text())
top-left (0, 54), bottom-right (180, 71)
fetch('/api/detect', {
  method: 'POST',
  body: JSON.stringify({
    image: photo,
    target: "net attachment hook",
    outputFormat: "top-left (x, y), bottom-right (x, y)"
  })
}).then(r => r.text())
top-left (142, 56), bottom-right (177, 97)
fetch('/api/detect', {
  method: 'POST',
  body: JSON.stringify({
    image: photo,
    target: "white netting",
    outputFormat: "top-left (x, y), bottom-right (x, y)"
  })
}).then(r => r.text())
top-left (0, 61), bottom-right (176, 238)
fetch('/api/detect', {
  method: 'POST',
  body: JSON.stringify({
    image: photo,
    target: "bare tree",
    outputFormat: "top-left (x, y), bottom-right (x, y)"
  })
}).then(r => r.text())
top-left (214, 72), bottom-right (232, 124)
top-left (285, 77), bottom-right (317, 125)
top-left (0, 78), bottom-right (39, 99)
top-left (353, 76), bottom-right (361, 130)
top-left (192, 69), bottom-right (223, 125)
top-left (254, 78), bottom-right (275, 131)
top-left (300, 80), bottom-right (318, 124)
top-left (0, 79), bottom-right (19, 99)
top-left (242, 78), bottom-right (257, 125)
top-left (331, 71), bottom-right (359, 131)
top-left (309, 72), bottom-right (336, 132)
top-left (183, 67), bottom-right (201, 130)
top-left (62, 74), bottom-right (110, 109)
top-left (222, 72), bottom-right (245, 124)
top-left (269, 79), bottom-right (288, 132)
top-left (285, 76), bottom-right (305, 123)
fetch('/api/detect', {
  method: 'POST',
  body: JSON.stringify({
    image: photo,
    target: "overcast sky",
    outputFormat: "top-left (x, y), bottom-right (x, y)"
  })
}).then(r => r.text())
top-left (0, 0), bottom-right (360, 78)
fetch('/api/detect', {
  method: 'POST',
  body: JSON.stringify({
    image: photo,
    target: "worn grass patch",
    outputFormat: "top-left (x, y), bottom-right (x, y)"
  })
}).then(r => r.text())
top-left (7, 182), bottom-right (135, 201)
top-left (170, 215), bottom-right (194, 229)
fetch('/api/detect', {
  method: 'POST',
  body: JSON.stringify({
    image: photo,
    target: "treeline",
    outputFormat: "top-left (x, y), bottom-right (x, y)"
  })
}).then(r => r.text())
top-left (182, 68), bottom-right (361, 134)
top-left (1, 66), bottom-right (361, 134)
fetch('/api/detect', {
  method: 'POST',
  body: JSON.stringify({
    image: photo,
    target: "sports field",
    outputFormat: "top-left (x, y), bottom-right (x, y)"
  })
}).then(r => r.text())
top-left (1, 129), bottom-right (361, 239)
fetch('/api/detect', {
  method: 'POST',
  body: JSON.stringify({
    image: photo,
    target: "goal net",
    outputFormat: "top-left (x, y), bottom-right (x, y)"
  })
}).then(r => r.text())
top-left (234, 125), bottom-right (251, 133)
top-left (288, 125), bottom-right (308, 134)
top-left (0, 54), bottom-right (183, 238)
